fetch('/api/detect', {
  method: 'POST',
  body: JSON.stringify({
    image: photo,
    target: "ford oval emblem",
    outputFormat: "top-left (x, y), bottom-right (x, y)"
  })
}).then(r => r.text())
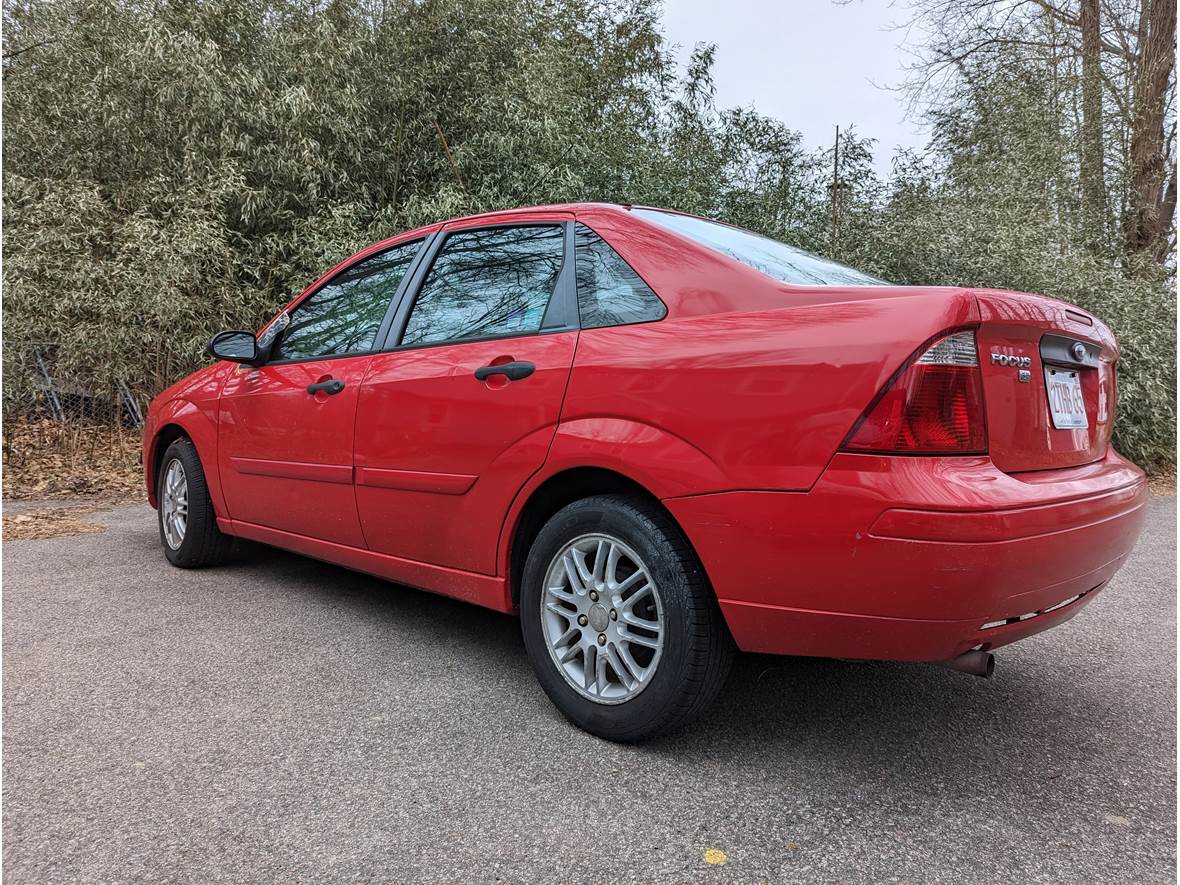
top-left (1072, 342), bottom-right (1087, 362)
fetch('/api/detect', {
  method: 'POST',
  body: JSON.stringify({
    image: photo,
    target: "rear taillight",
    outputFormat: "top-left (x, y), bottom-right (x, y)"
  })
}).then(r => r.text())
top-left (841, 330), bottom-right (987, 454)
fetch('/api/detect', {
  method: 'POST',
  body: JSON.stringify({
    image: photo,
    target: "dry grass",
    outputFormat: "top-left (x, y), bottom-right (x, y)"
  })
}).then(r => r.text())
top-left (3, 505), bottom-right (107, 541)
top-left (3, 418), bottom-right (143, 502)
top-left (1148, 471), bottom-right (1176, 496)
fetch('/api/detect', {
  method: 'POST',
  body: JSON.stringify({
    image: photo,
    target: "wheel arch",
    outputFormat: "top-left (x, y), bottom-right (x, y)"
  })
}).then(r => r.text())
top-left (145, 399), bottom-right (222, 514)
top-left (148, 420), bottom-right (210, 510)
top-left (503, 466), bottom-right (709, 611)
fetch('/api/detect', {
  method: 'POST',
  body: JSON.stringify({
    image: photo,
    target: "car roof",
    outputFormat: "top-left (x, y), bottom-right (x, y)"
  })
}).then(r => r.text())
top-left (386, 202), bottom-right (648, 242)
top-left (446, 201), bottom-right (631, 220)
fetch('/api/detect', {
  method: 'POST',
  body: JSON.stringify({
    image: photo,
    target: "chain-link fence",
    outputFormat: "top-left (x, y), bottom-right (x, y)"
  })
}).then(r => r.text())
top-left (3, 342), bottom-right (149, 429)
top-left (3, 342), bottom-right (150, 501)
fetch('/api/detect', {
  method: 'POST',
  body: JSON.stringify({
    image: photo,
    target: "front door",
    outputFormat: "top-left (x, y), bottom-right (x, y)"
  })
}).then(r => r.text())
top-left (218, 237), bottom-right (425, 546)
top-left (354, 219), bottom-right (578, 574)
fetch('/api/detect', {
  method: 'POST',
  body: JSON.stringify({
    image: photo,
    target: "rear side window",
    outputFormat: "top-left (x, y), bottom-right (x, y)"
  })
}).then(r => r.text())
top-left (574, 224), bottom-right (666, 329)
top-left (400, 225), bottom-right (564, 347)
top-left (275, 239), bottom-right (421, 360)
top-left (633, 208), bottom-right (887, 286)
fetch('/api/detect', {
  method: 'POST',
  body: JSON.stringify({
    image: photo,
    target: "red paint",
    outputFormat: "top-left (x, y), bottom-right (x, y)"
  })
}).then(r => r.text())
top-left (144, 203), bottom-right (1147, 663)
top-left (218, 355), bottom-right (372, 547)
top-left (354, 467), bottom-right (476, 495)
top-left (353, 331), bottom-right (578, 574)
top-left (665, 450), bottom-right (1145, 659)
top-left (141, 362), bottom-right (230, 512)
top-left (230, 457), bottom-right (353, 484)
top-left (869, 479), bottom-right (1144, 542)
top-left (975, 290), bottom-right (1116, 472)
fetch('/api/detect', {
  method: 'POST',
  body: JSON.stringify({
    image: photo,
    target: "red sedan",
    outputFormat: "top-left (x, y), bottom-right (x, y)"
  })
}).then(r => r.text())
top-left (143, 203), bottom-right (1147, 740)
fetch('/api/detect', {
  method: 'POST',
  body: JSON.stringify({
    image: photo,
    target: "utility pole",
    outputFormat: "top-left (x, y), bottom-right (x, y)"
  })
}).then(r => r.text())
top-left (830, 125), bottom-right (840, 255)
top-left (1080, 0), bottom-right (1105, 253)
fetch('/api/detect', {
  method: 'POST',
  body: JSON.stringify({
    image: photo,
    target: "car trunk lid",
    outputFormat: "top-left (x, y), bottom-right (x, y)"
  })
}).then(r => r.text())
top-left (973, 289), bottom-right (1116, 473)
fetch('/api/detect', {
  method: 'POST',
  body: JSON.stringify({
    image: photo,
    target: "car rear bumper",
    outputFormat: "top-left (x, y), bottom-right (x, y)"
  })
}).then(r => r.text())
top-left (664, 450), bottom-right (1147, 662)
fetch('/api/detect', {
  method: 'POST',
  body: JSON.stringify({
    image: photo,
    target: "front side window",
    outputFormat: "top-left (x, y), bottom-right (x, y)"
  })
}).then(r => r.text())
top-left (574, 224), bottom-right (666, 329)
top-left (400, 225), bottom-right (564, 347)
top-left (633, 208), bottom-right (887, 286)
top-left (274, 239), bottom-right (422, 361)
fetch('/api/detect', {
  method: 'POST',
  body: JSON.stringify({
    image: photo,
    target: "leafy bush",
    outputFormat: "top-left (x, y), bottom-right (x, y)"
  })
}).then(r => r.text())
top-left (3, 0), bottom-right (1173, 471)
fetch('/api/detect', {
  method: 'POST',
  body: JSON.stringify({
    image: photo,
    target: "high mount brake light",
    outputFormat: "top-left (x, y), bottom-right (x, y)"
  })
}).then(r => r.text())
top-left (841, 330), bottom-right (987, 455)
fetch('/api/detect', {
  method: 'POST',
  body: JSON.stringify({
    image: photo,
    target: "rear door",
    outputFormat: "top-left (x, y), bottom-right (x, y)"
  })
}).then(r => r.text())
top-left (974, 289), bottom-right (1117, 473)
top-left (353, 217), bottom-right (578, 574)
top-left (218, 237), bottom-right (426, 545)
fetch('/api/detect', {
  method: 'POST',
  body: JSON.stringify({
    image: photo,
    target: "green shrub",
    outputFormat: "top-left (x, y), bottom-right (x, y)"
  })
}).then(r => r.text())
top-left (3, 0), bottom-right (1173, 472)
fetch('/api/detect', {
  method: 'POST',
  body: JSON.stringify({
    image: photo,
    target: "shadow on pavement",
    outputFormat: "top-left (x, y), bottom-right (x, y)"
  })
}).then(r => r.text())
top-left (228, 535), bottom-right (1118, 786)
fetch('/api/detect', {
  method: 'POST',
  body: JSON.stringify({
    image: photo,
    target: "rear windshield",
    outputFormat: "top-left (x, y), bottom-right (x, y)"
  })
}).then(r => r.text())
top-left (633, 208), bottom-right (888, 286)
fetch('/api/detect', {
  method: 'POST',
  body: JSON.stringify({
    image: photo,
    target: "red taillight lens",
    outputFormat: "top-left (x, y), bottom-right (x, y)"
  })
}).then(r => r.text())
top-left (842, 330), bottom-right (987, 454)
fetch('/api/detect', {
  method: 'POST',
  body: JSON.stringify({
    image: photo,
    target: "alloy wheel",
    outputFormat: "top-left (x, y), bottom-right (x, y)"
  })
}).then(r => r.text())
top-left (161, 458), bottom-right (189, 550)
top-left (540, 533), bottom-right (665, 704)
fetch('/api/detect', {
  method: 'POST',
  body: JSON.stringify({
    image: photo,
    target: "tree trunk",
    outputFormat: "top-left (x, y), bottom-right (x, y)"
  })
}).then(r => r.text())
top-left (1124, 0), bottom-right (1176, 263)
top-left (1153, 161), bottom-right (1177, 264)
top-left (1080, 0), bottom-right (1105, 252)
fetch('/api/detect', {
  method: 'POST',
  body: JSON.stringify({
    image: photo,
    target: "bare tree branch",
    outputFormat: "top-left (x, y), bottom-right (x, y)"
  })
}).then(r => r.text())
top-left (3, 37), bottom-right (58, 61)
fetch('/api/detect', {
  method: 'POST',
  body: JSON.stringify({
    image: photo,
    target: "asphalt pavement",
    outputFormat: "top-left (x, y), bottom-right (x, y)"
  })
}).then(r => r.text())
top-left (3, 497), bottom-right (1175, 882)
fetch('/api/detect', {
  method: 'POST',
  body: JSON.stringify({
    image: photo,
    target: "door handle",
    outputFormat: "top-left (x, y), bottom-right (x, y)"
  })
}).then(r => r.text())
top-left (474, 361), bottom-right (535, 382)
top-left (307, 379), bottom-right (345, 396)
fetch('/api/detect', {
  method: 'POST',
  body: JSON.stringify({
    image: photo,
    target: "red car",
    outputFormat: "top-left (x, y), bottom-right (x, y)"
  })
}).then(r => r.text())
top-left (144, 203), bottom-right (1147, 740)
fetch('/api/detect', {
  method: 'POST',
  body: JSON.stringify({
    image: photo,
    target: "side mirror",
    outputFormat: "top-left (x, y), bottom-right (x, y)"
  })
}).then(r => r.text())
top-left (208, 330), bottom-right (258, 364)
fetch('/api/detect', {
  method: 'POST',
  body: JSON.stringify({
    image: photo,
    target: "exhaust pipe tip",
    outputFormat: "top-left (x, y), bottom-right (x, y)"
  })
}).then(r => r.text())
top-left (938, 650), bottom-right (995, 678)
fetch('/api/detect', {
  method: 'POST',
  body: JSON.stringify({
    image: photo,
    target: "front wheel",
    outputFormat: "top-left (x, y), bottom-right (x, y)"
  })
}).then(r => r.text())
top-left (520, 494), bottom-right (733, 741)
top-left (157, 437), bottom-right (232, 568)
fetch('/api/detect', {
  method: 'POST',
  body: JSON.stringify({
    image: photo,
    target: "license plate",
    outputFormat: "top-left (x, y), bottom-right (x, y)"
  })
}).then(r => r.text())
top-left (1044, 367), bottom-right (1088, 429)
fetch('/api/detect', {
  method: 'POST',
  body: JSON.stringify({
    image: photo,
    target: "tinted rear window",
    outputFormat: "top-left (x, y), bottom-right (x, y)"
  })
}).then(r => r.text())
top-left (633, 209), bottom-right (887, 286)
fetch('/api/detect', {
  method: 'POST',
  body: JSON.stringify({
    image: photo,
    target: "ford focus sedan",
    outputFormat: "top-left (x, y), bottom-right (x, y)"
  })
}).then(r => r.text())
top-left (143, 203), bottom-right (1147, 741)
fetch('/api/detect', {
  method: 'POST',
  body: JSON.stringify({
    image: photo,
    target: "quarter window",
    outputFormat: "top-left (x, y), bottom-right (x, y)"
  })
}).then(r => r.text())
top-left (400, 225), bottom-right (564, 347)
top-left (574, 224), bottom-right (666, 328)
top-left (275, 239), bottom-right (422, 360)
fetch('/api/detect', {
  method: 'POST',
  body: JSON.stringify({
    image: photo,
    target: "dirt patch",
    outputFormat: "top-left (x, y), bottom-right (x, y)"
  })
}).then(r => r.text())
top-left (3, 419), bottom-right (142, 502)
top-left (1148, 472), bottom-right (1176, 497)
top-left (3, 505), bottom-right (108, 541)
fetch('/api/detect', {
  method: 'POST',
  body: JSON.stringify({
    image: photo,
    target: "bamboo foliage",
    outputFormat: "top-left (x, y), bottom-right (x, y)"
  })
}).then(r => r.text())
top-left (2, 0), bottom-right (1174, 470)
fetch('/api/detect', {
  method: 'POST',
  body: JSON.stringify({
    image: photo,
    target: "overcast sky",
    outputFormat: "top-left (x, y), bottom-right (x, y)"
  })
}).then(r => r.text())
top-left (660, 0), bottom-right (928, 175)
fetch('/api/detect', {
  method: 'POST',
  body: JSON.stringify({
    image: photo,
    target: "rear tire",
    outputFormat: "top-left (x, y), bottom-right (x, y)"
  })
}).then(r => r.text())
top-left (157, 437), bottom-right (232, 568)
top-left (520, 494), bottom-right (733, 741)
